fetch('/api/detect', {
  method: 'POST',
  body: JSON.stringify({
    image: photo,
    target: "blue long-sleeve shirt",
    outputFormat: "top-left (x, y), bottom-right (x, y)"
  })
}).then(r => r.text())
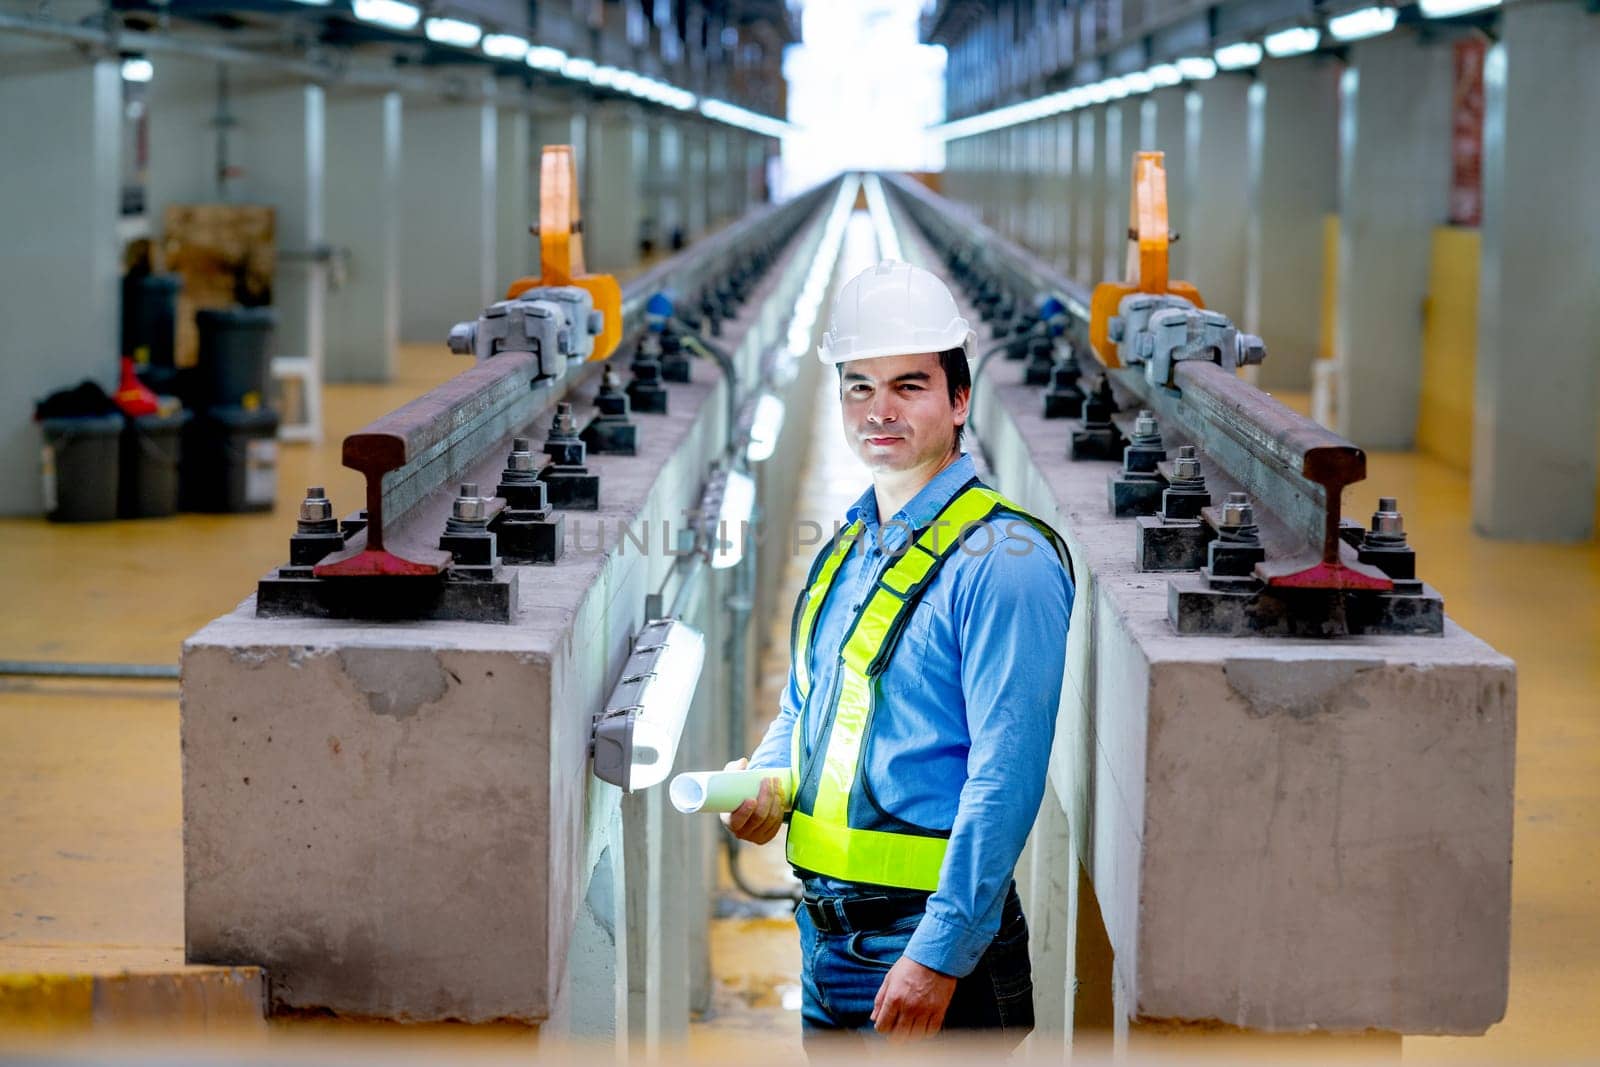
top-left (749, 453), bottom-right (1073, 978)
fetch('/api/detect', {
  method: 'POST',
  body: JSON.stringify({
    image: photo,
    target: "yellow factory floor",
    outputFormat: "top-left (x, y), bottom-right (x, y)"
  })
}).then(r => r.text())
top-left (1, 343), bottom-right (1597, 1059)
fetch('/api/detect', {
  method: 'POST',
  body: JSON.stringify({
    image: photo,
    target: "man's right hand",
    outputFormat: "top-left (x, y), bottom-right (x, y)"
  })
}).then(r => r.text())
top-left (722, 757), bottom-right (786, 845)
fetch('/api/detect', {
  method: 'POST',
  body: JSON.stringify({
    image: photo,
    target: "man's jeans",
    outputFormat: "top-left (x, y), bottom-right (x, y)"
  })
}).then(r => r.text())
top-left (796, 881), bottom-right (1035, 1048)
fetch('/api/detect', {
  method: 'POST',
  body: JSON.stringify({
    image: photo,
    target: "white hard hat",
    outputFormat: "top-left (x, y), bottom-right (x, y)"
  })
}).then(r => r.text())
top-left (817, 260), bottom-right (975, 366)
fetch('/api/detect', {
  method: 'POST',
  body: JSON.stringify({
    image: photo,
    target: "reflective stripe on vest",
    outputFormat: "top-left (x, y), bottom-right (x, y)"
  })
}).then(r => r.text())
top-left (786, 480), bottom-right (1071, 892)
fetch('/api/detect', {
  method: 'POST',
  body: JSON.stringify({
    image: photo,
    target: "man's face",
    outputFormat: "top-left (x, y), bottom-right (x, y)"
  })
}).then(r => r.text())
top-left (839, 352), bottom-right (969, 473)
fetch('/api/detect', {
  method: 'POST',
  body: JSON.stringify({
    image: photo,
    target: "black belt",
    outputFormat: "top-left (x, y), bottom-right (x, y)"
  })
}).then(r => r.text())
top-left (800, 891), bottom-right (929, 936)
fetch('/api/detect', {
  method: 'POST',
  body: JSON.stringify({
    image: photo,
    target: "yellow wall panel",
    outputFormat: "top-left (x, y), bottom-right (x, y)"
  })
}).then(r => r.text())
top-left (1417, 227), bottom-right (1481, 472)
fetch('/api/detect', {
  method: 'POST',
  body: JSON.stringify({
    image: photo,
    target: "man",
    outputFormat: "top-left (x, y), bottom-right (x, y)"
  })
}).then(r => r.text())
top-left (727, 260), bottom-right (1074, 1046)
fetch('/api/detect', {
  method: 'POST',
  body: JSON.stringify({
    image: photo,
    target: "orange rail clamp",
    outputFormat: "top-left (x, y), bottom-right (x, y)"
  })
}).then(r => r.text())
top-left (505, 144), bottom-right (623, 362)
top-left (1088, 151), bottom-right (1204, 368)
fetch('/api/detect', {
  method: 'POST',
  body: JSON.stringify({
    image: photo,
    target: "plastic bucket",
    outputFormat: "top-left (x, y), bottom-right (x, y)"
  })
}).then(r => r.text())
top-left (180, 405), bottom-right (280, 513)
top-left (40, 414), bottom-right (124, 522)
top-left (119, 409), bottom-right (187, 518)
top-left (195, 307), bottom-right (276, 410)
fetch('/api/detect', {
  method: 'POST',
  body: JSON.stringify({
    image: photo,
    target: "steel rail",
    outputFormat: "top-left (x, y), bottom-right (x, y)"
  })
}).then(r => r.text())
top-left (882, 173), bottom-right (1373, 584)
top-left (316, 179), bottom-right (839, 575)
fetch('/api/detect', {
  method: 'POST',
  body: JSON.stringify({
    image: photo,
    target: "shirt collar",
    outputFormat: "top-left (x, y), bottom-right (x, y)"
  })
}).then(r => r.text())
top-left (845, 453), bottom-right (978, 538)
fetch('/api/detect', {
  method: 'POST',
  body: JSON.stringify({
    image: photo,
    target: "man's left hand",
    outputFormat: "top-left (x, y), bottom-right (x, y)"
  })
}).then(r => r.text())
top-left (871, 955), bottom-right (957, 1041)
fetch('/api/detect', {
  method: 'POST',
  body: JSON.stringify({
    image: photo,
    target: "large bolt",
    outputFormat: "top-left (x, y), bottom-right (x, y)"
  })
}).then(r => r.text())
top-left (1370, 497), bottom-right (1406, 539)
top-left (1222, 491), bottom-right (1254, 528)
top-left (1134, 409), bottom-right (1158, 440)
top-left (507, 436), bottom-right (537, 472)
top-left (1237, 333), bottom-right (1267, 366)
top-left (551, 402), bottom-right (577, 438)
top-left (298, 486), bottom-right (332, 524)
top-left (453, 483), bottom-right (487, 523)
top-left (1172, 445), bottom-right (1200, 482)
top-left (447, 321), bottom-right (476, 355)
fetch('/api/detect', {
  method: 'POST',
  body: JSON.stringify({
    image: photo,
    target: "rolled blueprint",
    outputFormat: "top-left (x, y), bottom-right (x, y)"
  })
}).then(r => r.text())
top-left (670, 767), bottom-right (794, 814)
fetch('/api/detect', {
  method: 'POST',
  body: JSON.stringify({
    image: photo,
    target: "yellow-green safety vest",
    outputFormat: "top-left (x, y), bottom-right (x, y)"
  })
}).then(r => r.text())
top-left (785, 478), bottom-right (1072, 892)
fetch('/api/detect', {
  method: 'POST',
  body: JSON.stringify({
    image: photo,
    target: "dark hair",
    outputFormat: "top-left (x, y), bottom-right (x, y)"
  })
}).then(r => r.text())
top-left (836, 345), bottom-right (972, 449)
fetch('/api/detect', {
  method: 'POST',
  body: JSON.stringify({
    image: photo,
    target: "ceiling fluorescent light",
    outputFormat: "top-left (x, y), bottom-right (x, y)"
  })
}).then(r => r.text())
top-left (745, 393), bottom-right (786, 464)
top-left (526, 45), bottom-right (568, 71)
top-left (288, 0), bottom-right (332, 6)
top-left (589, 64), bottom-right (620, 87)
top-left (562, 56), bottom-right (596, 80)
top-left (482, 33), bottom-right (528, 60)
top-left (1103, 76), bottom-right (1131, 99)
top-left (1178, 55), bottom-right (1218, 80)
top-left (1418, 0), bottom-right (1499, 16)
top-left (1263, 26), bottom-right (1322, 56)
top-left (1214, 41), bottom-right (1264, 69)
top-left (1147, 63), bottom-right (1182, 87)
top-left (1124, 70), bottom-right (1154, 94)
top-left (353, 0), bottom-right (421, 31)
top-left (120, 57), bottom-right (153, 82)
top-left (423, 16), bottom-right (480, 46)
top-left (1327, 6), bottom-right (1398, 41)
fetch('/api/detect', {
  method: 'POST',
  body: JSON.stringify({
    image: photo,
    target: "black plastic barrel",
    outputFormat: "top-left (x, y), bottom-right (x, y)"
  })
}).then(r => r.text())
top-left (40, 415), bottom-right (123, 522)
top-left (180, 405), bottom-right (280, 513)
top-left (121, 273), bottom-right (182, 367)
top-left (119, 409), bottom-right (188, 519)
top-left (195, 307), bottom-right (276, 410)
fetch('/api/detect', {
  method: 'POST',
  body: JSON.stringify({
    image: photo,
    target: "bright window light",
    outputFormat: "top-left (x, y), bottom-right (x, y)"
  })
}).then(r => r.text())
top-left (1214, 41), bottom-right (1264, 69)
top-left (424, 16), bottom-right (481, 47)
top-left (1178, 56), bottom-right (1218, 80)
top-left (482, 33), bottom-right (529, 60)
top-left (352, 0), bottom-right (420, 31)
top-left (120, 57), bottom-right (153, 82)
top-left (1418, 0), bottom-right (1499, 16)
top-left (1147, 63), bottom-right (1181, 88)
top-left (1263, 26), bottom-right (1322, 56)
top-left (745, 393), bottom-right (786, 463)
top-left (526, 45), bottom-right (568, 71)
top-left (562, 56), bottom-right (596, 80)
top-left (1327, 6), bottom-right (1398, 41)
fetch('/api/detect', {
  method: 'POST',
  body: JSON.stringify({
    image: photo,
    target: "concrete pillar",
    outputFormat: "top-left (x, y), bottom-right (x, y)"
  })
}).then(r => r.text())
top-left (0, 41), bottom-right (121, 515)
top-left (657, 122), bottom-right (685, 250)
top-left (1027, 120), bottom-right (1054, 258)
top-left (684, 125), bottom-right (709, 241)
top-left (1245, 60), bottom-right (1339, 392)
top-left (1074, 107), bottom-right (1106, 283)
top-left (707, 127), bottom-right (730, 229)
top-left (1101, 101), bottom-right (1131, 284)
top-left (585, 103), bottom-right (644, 273)
top-left (145, 54), bottom-right (221, 209)
top-left (622, 788), bottom-right (662, 1050)
top-left (242, 81), bottom-right (325, 362)
top-left (1335, 33), bottom-right (1453, 449)
top-left (1472, 4), bottom-right (1600, 539)
top-left (1184, 77), bottom-right (1251, 322)
top-left (497, 107), bottom-right (534, 292)
top-left (1052, 114), bottom-right (1076, 271)
top-left (746, 136), bottom-right (767, 211)
top-left (550, 825), bottom-right (629, 1046)
top-left (324, 91), bottom-right (400, 383)
top-left (399, 94), bottom-right (497, 343)
top-left (1141, 88), bottom-right (1190, 280)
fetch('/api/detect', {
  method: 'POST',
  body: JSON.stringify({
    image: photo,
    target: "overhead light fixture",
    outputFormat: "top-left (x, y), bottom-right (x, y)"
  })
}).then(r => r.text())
top-left (352, 0), bottom-right (421, 31)
top-left (699, 98), bottom-right (789, 138)
top-left (1178, 55), bottom-right (1218, 80)
top-left (1124, 70), bottom-right (1155, 94)
top-left (1418, 0), bottom-right (1499, 16)
top-left (1327, 6), bottom-right (1398, 41)
top-left (1103, 76), bottom-right (1133, 99)
top-left (1214, 41), bottom-right (1264, 69)
top-left (590, 619), bottom-right (706, 793)
top-left (613, 71), bottom-right (641, 94)
top-left (562, 56), bottom-right (596, 80)
top-left (745, 393), bottom-right (786, 463)
top-left (120, 56), bottom-right (153, 82)
top-left (287, 0), bottom-right (332, 6)
top-left (1148, 64), bottom-right (1183, 87)
top-left (589, 64), bottom-right (621, 87)
top-left (482, 33), bottom-right (529, 60)
top-left (424, 16), bottom-right (482, 47)
top-left (1263, 25), bottom-right (1322, 56)
top-left (526, 45), bottom-right (568, 71)
top-left (704, 469), bottom-right (755, 570)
